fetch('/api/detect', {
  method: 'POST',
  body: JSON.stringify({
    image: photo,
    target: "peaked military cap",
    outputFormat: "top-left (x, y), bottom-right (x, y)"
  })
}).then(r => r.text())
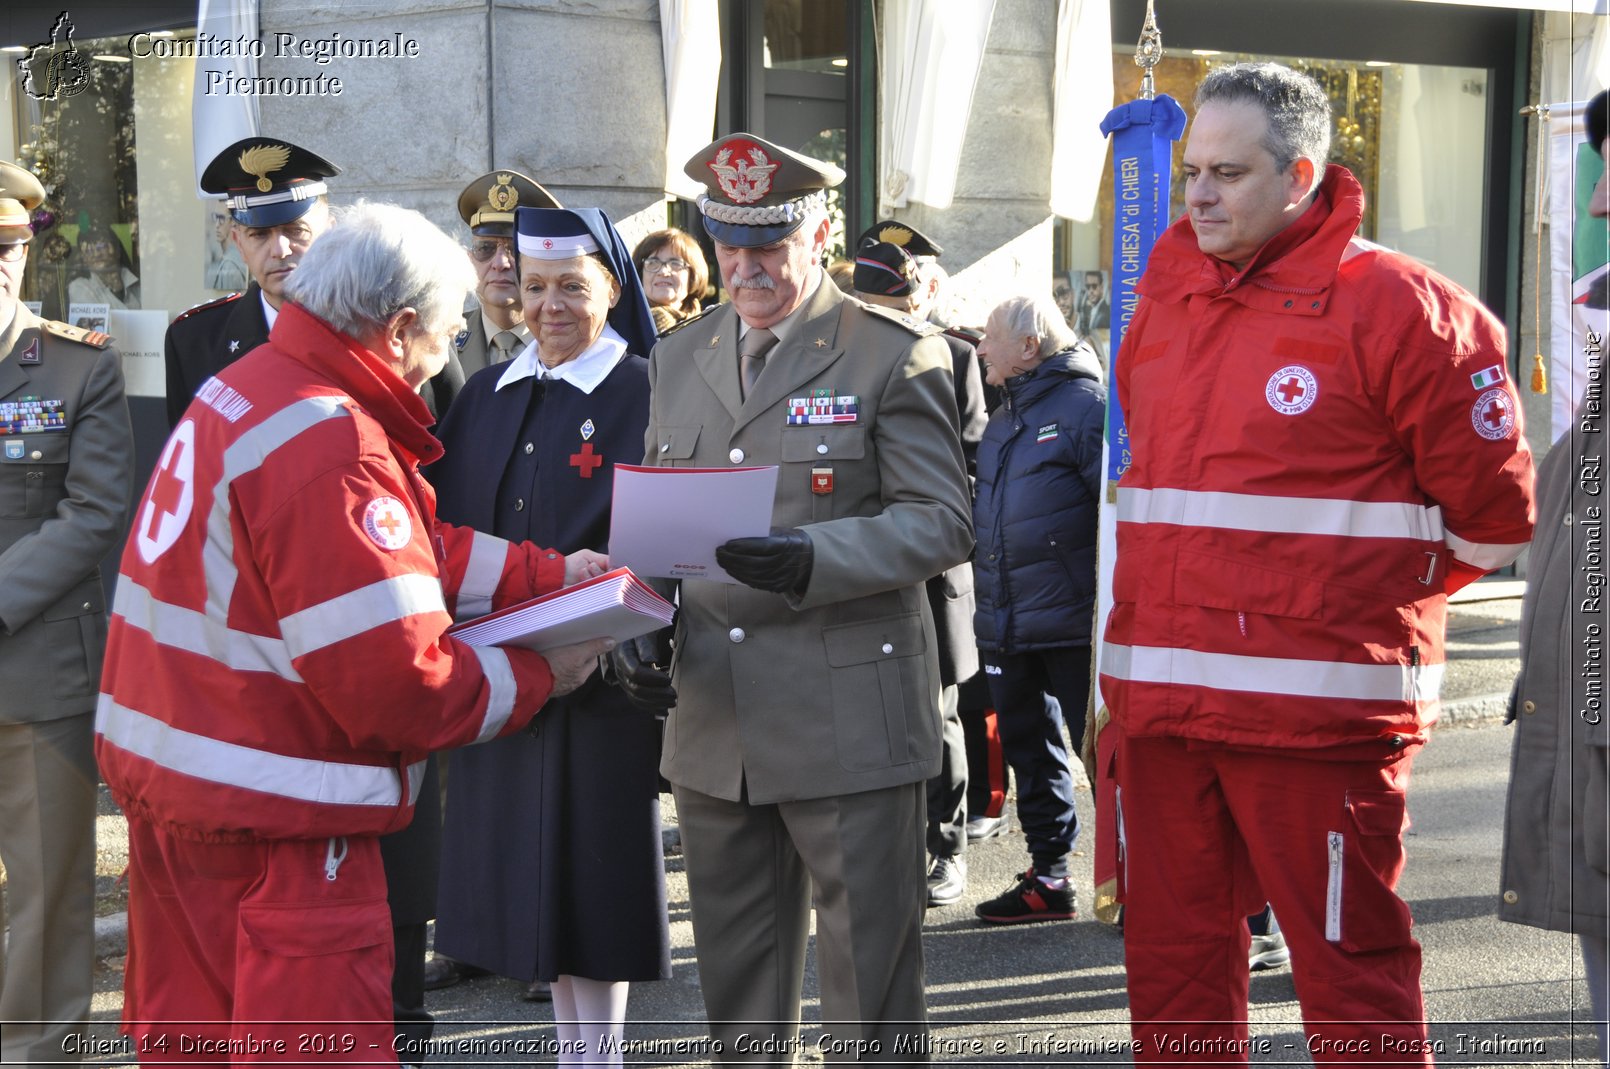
top-left (0, 161), bottom-right (45, 243)
top-left (684, 132), bottom-right (844, 248)
top-left (457, 170), bottom-right (561, 236)
top-left (858, 219), bottom-right (943, 260)
top-left (200, 137), bottom-right (341, 227)
top-left (853, 241), bottom-right (918, 298)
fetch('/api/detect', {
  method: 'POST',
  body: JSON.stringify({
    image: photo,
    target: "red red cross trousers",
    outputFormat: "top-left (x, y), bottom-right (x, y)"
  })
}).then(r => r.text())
top-left (1276, 376), bottom-right (1307, 405)
top-left (570, 442), bottom-right (604, 478)
top-left (145, 439), bottom-right (188, 541)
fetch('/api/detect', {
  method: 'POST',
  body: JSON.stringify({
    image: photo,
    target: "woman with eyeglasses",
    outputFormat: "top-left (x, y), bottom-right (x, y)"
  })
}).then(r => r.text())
top-left (630, 227), bottom-right (709, 334)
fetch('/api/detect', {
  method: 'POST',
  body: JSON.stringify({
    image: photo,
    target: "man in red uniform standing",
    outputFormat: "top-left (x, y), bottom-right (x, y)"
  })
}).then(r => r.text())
top-left (1101, 62), bottom-right (1535, 1065)
top-left (97, 202), bottom-right (609, 1064)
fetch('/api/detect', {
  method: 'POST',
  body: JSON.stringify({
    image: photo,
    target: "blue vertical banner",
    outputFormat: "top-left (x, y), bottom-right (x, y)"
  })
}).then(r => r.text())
top-left (1098, 94), bottom-right (1187, 482)
top-left (1090, 91), bottom-right (1186, 926)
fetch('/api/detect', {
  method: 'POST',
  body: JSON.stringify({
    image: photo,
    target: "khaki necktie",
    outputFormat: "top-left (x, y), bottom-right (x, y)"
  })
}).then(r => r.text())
top-left (492, 330), bottom-right (520, 363)
top-left (740, 328), bottom-right (778, 399)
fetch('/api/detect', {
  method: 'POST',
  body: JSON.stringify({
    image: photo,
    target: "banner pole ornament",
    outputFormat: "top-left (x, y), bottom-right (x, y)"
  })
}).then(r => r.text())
top-left (1087, 2), bottom-right (1187, 926)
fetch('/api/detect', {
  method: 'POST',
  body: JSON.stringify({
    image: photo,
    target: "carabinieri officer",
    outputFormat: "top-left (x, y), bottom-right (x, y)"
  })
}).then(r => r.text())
top-left (162, 137), bottom-right (339, 428)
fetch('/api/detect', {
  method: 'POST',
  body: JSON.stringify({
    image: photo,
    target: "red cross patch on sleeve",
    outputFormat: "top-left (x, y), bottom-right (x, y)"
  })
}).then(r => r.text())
top-left (363, 496), bottom-right (413, 550)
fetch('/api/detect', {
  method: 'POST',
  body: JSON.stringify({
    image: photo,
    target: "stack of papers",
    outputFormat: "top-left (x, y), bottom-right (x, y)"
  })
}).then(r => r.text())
top-left (447, 567), bottom-right (674, 653)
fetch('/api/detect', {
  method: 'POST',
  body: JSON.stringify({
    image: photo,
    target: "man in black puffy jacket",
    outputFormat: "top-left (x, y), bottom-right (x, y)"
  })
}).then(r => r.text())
top-left (971, 293), bottom-right (1105, 924)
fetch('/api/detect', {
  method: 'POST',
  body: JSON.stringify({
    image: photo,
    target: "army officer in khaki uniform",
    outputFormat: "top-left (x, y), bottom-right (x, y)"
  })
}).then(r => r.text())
top-left (0, 160), bottom-right (133, 1065)
top-left (444, 170), bottom-right (561, 388)
top-left (614, 134), bottom-right (972, 1062)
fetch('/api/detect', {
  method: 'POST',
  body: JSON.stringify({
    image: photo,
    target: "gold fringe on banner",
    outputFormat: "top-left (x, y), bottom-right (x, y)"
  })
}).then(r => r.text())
top-left (1524, 102), bottom-right (1548, 394)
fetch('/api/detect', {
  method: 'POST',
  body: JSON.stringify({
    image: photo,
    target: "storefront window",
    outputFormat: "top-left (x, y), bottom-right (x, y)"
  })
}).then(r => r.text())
top-left (12, 37), bottom-right (139, 321)
top-left (762, 0), bottom-right (849, 74)
top-left (7, 22), bottom-right (206, 334)
top-left (1058, 48), bottom-right (1490, 349)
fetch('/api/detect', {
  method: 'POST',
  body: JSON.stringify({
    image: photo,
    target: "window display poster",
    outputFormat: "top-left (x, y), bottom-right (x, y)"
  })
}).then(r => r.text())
top-left (107, 310), bottom-right (168, 398)
top-left (68, 302), bottom-right (109, 334)
top-left (204, 203), bottom-right (248, 293)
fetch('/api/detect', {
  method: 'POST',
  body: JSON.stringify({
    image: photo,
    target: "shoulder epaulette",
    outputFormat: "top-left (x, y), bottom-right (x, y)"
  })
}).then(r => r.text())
top-left (173, 290), bottom-right (245, 322)
top-left (858, 301), bottom-right (939, 336)
top-left (41, 319), bottom-right (110, 349)
top-left (658, 302), bottom-right (722, 338)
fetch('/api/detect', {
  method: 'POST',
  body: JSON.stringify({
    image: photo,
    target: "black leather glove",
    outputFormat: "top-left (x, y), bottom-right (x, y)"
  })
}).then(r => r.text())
top-left (606, 631), bottom-right (677, 711)
top-left (716, 526), bottom-right (814, 596)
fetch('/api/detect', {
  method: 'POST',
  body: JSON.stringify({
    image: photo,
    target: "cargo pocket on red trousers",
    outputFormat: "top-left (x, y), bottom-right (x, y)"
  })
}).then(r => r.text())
top-left (1324, 789), bottom-right (1413, 953)
top-left (237, 896), bottom-right (394, 1029)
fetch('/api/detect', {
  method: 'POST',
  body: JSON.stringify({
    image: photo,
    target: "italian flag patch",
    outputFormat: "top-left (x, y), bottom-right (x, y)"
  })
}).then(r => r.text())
top-left (1470, 364), bottom-right (1505, 389)
top-left (1036, 423), bottom-right (1058, 443)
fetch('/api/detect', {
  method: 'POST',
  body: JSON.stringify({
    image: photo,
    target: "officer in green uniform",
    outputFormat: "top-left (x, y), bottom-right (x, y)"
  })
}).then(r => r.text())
top-left (615, 133), bottom-right (973, 1061)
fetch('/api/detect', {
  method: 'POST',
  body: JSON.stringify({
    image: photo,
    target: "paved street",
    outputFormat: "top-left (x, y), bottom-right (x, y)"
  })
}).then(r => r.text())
top-left (78, 585), bottom-right (1604, 1066)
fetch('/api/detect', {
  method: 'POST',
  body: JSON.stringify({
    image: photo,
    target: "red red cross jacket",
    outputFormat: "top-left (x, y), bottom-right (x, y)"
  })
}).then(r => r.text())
top-left (1100, 165), bottom-right (1535, 752)
top-left (97, 304), bottom-right (567, 842)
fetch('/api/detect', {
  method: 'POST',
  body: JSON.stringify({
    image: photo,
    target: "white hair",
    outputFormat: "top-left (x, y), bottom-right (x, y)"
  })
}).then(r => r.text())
top-left (286, 201), bottom-right (475, 338)
top-left (991, 293), bottom-right (1080, 357)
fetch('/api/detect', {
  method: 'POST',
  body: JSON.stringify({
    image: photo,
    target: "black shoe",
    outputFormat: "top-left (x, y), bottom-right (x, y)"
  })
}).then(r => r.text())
top-left (965, 814), bottom-right (1008, 841)
top-left (422, 956), bottom-right (488, 991)
top-left (523, 980), bottom-right (553, 1002)
top-left (926, 854), bottom-right (967, 907)
top-left (975, 868), bottom-right (1077, 924)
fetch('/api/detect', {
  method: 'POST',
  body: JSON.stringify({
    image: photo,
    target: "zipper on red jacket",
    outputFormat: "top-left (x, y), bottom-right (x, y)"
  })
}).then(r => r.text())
top-left (324, 836), bottom-right (348, 881)
top-left (1248, 277), bottom-right (1326, 296)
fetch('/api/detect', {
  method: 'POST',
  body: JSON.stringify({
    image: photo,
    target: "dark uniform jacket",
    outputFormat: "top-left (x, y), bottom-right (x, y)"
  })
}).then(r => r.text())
top-left (973, 345), bottom-right (1105, 652)
top-left (163, 284), bottom-right (271, 429)
top-left (165, 284), bottom-right (466, 429)
top-left (928, 331), bottom-right (987, 687)
top-left (0, 306), bottom-right (133, 724)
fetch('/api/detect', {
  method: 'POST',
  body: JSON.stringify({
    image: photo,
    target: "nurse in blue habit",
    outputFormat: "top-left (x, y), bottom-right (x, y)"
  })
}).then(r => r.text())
top-left (428, 205), bottom-right (668, 1065)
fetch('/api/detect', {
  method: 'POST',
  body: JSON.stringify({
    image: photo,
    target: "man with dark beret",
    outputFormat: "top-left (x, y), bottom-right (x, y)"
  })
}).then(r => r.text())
top-left (853, 237), bottom-right (987, 909)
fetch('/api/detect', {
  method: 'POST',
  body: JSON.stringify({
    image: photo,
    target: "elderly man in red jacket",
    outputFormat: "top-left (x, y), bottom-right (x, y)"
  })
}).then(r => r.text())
top-left (1101, 62), bottom-right (1535, 1065)
top-left (98, 202), bottom-right (608, 1063)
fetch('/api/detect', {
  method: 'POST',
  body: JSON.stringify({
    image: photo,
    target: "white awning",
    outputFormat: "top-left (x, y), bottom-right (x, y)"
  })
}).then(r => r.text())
top-left (879, 0), bottom-right (997, 214)
top-left (1050, 0), bottom-right (1116, 222)
top-left (1400, 0), bottom-right (1605, 11)
top-left (659, 0), bottom-right (723, 201)
top-left (191, 0), bottom-right (260, 195)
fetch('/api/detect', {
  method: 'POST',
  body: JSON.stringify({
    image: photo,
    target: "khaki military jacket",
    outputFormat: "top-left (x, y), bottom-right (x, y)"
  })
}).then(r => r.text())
top-left (0, 305), bottom-right (133, 724)
top-left (644, 279), bottom-right (973, 803)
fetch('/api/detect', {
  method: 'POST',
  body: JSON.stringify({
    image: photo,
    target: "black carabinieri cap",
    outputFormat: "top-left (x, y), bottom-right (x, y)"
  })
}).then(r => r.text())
top-left (857, 219), bottom-right (943, 260)
top-left (201, 137), bottom-right (340, 227)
